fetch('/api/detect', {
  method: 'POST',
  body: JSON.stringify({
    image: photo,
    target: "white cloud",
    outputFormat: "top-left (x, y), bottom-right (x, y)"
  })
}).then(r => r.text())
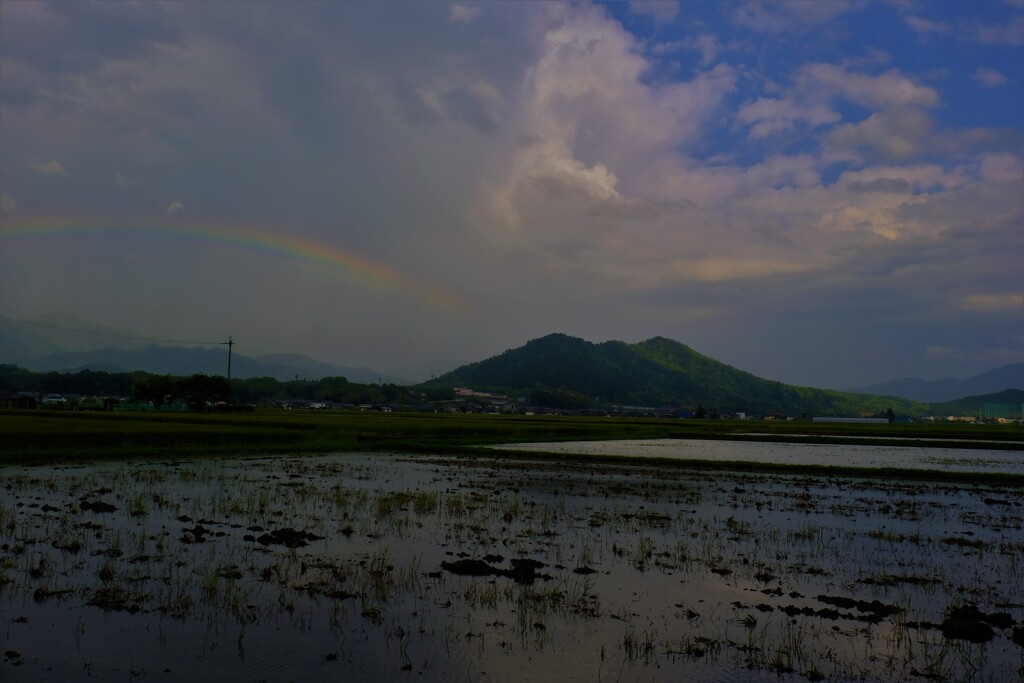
top-left (978, 153), bottom-right (1024, 183)
top-left (629, 1), bottom-right (679, 23)
top-left (838, 164), bottom-right (969, 192)
top-left (797, 63), bottom-right (940, 109)
top-left (114, 171), bottom-right (133, 188)
top-left (483, 5), bottom-right (736, 231)
top-left (0, 192), bottom-right (16, 213)
top-left (26, 157), bottom-right (68, 176)
top-left (826, 107), bottom-right (935, 161)
top-left (737, 97), bottom-right (841, 138)
top-left (448, 4), bottom-right (481, 24)
top-left (973, 67), bottom-right (1009, 88)
top-left (165, 200), bottom-right (184, 214)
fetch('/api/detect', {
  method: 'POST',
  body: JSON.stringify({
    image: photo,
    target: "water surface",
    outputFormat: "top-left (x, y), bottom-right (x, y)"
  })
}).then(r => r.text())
top-left (2, 452), bottom-right (1021, 682)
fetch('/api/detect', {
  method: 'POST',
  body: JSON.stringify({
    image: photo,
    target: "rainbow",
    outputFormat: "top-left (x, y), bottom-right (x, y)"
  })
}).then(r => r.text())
top-left (1, 213), bottom-right (467, 313)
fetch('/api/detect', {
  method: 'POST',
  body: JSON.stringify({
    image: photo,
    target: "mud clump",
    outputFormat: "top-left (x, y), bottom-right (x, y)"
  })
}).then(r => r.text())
top-left (79, 500), bottom-right (117, 513)
top-left (441, 557), bottom-right (552, 585)
top-left (816, 595), bottom-right (902, 621)
top-left (256, 528), bottom-right (323, 548)
top-left (941, 604), bottom-right (1015, 644)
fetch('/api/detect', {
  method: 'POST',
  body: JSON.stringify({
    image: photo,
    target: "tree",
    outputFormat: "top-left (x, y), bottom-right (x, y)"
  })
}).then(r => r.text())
top-left (176, 374), bottom-right (232, 411)
top-left (132, 375), bottom-right (176, 410)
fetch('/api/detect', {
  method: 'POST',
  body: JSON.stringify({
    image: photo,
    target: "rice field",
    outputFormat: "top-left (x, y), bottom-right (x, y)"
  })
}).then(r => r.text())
top-left (2, 448), bottom-right (1022, 682)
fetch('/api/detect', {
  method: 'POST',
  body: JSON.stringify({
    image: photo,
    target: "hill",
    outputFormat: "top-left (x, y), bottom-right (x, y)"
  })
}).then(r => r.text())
top-left (928, 389), bottom-right (1024, 419)
top-left (851, 363), bottom-right (1024, 403)
top-left (428, 333), bottom-right (925, 416)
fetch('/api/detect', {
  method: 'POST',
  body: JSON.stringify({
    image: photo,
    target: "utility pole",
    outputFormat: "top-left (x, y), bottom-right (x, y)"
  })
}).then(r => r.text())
top-left (222, 336), bottom-right (235, 381)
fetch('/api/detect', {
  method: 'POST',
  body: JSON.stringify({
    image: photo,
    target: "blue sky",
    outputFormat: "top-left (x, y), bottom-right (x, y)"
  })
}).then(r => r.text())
top-left (1, 1), bottom-right (1021, 388)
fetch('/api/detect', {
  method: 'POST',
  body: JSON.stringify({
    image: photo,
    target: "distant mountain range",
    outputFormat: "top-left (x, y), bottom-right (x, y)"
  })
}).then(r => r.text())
top-left (4, 313), bottom-right (1019, 416)
top-left (428, 333), bottom-right (926, 416)
top-left (0, 313), bottom-right (402, 384)
top-left (851, 363), bottom-right (1024, 403)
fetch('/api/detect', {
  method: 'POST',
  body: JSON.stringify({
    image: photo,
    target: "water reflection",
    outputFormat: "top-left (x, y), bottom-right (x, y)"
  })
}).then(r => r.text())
top-left (1, 453), bottom-right (1021, 681)
top-left (490, 438), bottom-right (1024, 474)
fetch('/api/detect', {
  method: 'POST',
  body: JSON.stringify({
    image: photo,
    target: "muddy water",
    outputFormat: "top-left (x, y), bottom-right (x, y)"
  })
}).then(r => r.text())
top-left (1, 453), bottom-right (1022, 682)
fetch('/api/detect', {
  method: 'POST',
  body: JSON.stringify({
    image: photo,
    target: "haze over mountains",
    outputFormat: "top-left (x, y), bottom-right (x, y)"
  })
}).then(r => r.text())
top-left (851, 365), bottom-right (1024, 403)
top-left (2, 313), bottom-right (1021, 414)
top-left (0, 313), bottom-right (402, 384)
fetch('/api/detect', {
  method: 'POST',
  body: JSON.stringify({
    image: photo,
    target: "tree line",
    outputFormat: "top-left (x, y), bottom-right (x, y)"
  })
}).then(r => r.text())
top-left (0, 365), bottom-right (455, 408)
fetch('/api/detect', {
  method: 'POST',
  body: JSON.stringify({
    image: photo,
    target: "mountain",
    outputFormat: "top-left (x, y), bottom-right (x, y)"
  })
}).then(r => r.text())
top-left (851, 363), bottom-right (1024, 403)
top-left (1, 312), bottom-right (404, 384)
top-left (928, 389), bottom-right (1024, 419)
top-left (428, 333), bottom-right (924, 416)
top-left (0, 312), bottom-right (152, 362)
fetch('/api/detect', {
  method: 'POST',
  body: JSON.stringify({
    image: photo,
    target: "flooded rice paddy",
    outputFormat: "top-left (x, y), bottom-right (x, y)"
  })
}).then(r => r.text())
top-left (491, 439), bottom-right (1024, 475)
top-left (2, 450), bottom-right (1023, 682)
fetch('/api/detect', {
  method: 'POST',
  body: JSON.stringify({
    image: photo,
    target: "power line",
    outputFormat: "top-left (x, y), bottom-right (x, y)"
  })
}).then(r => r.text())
top-left (13, 318), bottom-right (224, 347)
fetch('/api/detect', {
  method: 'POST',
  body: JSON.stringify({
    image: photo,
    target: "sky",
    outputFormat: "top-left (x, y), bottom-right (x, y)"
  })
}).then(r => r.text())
top-left (1, 0), bottom-right (1022, 389)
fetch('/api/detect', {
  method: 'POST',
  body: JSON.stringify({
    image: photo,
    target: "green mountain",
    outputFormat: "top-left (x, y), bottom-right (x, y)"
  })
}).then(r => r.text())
top-left (928, 389), bottom-right (1024, 419)
top-left (429, 333), bottom-right (925, 416)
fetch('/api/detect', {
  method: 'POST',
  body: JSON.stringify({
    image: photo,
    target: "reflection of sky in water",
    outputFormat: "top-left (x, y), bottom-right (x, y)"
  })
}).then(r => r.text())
top-left (1, 454), bottom-right (1021, 682)
top-left (491, 439), bottom-right (1024, 474)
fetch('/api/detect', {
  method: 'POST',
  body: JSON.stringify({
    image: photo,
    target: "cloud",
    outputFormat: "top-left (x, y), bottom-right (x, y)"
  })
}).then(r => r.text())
top-left (629, 1), bottom-right (679, 23)
top-left (685, 34), bottom-right (720, 66)
top-left (731, 0), bottom-right (855, 33)
top-left (796, 63), bottom-right (940, 109)
top-left (840, 48), bottom-right (891, 69)
top-left (0, 192), bottom-right (16, 213)
top-left (448, 4), bottom-right (481, 24)
top-left (653, 34), bottom-right (722, 66)
top-left (482, 5), bottom-right (736, 231)
top-left (846, 177), bottom-right (912, 194)
top-left (826, 107), bottom-right (935, 161)
top-left (978, 153), bottom-right (1024, 182)
top-left (26, 157), bottom-right (68, 176)
top-left (904, 15), bottom-right (951, 36)
top-left (0, 1), bottom-right (1020, 389)
top-left (959, 292), bottom-right (1024, 311)
top-left (960, 16), bottom-right (1024, 45)
top-left (973, 67), bottom-right (1009, 88)
top-left (0, 0), bottom-right (180, 89)
top-left (737, 97), bottom-right (841, 138)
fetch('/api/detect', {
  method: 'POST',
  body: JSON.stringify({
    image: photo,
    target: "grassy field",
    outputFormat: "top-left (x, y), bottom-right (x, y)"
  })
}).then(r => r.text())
top-left (2, 408), bottom-right (1021, 466)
